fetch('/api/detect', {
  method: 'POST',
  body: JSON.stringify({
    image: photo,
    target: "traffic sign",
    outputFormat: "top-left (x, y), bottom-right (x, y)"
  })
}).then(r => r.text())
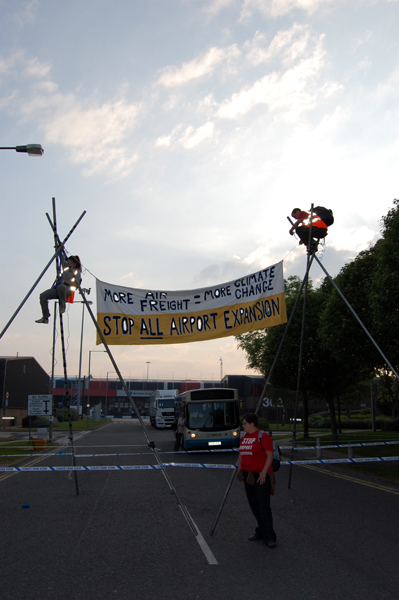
top-left (28, 395), bottom-right (52, 416)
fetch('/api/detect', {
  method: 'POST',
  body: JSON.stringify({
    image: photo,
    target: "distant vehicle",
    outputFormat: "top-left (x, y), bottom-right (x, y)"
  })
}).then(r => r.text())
top-left (149, 390), bottom-right (178, 428)
top-left (174, 388), bottom-right (240, 450)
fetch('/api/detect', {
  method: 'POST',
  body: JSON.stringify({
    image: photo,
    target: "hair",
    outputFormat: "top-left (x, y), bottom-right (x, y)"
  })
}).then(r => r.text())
top-left (69, 255), bottom-right (81, 270)
top-left (291, 208), bottom-right (301, 217)
top-left (242, 413), bottom-right (258, 426)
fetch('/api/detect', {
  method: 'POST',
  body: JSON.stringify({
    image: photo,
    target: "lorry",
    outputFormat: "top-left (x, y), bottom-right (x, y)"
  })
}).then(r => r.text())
top-left (149, 389), bottom-right (178, 428)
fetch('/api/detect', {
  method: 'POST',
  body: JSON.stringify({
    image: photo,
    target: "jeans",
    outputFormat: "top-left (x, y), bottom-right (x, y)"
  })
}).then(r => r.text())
top-left (244, 471), bottom-right (276, 544)
top-left (40, 285), bottom-right (71, 319)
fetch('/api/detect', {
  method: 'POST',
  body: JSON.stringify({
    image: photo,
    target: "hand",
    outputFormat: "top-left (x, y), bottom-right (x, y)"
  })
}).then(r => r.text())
top-left (259, 472), bottom-right (266, 485)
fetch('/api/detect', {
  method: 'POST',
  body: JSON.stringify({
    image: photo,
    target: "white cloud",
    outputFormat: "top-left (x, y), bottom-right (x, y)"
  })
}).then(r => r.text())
top-left (205, 0), bottom-right (335, 18)
top-left (217, 38), bottom-right (327, 120)
top-left (158, 45), bottom-right (240, 86)
top-left (24, 58), bottom-right (52, 78)
top-left (179, 122), bottom-right (215, 148)
top-left (9, 0), bottom-right (39, 26)
top-left (245, 24), bottom-right (311, 66)
top-left (240, 0), bottom-right (334, 19)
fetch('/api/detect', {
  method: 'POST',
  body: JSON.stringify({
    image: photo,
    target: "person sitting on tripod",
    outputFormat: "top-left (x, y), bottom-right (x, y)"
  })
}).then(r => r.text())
top-left (289, 208), bottom-right (328, 253)
top-left (35, 254), bottom-right (82, 324)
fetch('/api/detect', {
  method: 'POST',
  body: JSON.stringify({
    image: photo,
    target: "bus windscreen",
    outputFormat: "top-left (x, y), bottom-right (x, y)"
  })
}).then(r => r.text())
top-left (187, 402), bottom-right (239, 430)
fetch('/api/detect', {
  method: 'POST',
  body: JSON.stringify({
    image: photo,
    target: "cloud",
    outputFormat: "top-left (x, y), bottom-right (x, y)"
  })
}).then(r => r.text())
top-left (155, 122), bottom-right (215, 149)
top-left (23, 58), bottom-right (52, 78)
top-left (205, 0), bottom-right (334, 18)
top-left (158, 45), bottom-right (240, 86)
top-left (179, 122), bottom-right (215, 148)
top-left (244, 24), bottom-right (311, 66)
top-left (9, 0), bottom-right (40, 26)
top-left (216, 38), bottom-right (327, 120)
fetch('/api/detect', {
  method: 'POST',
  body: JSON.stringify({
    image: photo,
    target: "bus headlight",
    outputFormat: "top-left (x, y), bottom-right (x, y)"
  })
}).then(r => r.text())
top-left (232, 431), bottom-right (238, 437)
top-left (190, 433), bottom-right (196, 438)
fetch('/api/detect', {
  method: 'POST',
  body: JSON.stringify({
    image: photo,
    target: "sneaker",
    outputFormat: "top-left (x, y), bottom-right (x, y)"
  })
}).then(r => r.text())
top-left (35, 317), bottom-right (49, 324)
top-left (266, 541), bottom-right (277, 549)
top-left (59, 304), bottom-right (66, 315)
top-left (308, 242), bottom-right (318, 254)
top-left (248, 534), bottom-right (262, 541)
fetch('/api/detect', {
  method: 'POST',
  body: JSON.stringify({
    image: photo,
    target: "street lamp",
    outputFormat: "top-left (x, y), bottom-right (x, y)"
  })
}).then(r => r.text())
top-left (106, 371), bottom-right (117, 416)
top-left (87, 350), bottom-right (106, 427)
top-left (146, 361), bottom-right (151, 380)
top-left (0, 144), bottom-right (44, 156)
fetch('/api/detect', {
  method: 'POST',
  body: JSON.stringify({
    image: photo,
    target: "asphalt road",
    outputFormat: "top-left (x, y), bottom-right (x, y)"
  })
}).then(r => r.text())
top-left (1, 419), bottom-right (398, 600)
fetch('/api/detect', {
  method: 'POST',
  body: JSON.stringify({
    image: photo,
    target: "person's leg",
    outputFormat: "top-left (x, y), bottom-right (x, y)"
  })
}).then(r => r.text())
top-left (295, 226), bottom-right (310, 246)
top-left (255, 474), bottom-right (276, 544)
top-left (174, 433), bottom-right (181, 451)
top-left (311, 227), bottom-right (328, 241)
top-left (39, 288), bottom-right (58, 319)
top-left (244, 473), bottom-right (262, 539)
top-left (57, 284), bottom-right (71, 315)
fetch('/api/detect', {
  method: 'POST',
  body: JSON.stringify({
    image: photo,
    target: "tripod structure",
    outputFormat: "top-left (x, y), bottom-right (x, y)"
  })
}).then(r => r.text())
top-left (210, 205), bottom-right (399, 535)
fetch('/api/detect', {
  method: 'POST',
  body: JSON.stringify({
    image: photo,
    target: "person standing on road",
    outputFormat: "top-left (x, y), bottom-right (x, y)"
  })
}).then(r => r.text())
top-left (174, 412), bottom-right (185, 451)
top-left (237, 413), bottom-right (277, 548)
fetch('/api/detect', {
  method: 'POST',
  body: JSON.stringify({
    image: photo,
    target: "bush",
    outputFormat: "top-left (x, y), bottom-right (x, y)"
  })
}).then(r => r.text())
top-left (381, 418), bottom-right (399, 432)
top-left (22, 415), bottom-right (60, 428)
top-left (56, 409), bottom-right (79, 422)
top-left (258, 417), bottom-right (270, 430)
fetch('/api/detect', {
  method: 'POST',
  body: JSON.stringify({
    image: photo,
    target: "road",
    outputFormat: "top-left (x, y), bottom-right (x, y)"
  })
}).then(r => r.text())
top-left (1, 419), bottom-right (398, 600)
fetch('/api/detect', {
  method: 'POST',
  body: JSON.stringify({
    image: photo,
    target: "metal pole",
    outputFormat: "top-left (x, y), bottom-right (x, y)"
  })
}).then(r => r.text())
top-left (59, 313), bottom-right (79, 496)
top-left (49, 302), bottom-right (57, 443)
top-left (0, 210), bottom-right (86, 339)
top-left (211, 254), bottom-right (315, 536)
top-left (79, 287), bottom-right (198, 536)
top-left (76, 303), bottom-right (85, 417)
top-left (288, 205), bottom-right (314, 490)
top-left (87, 352), bottom-right (92, 429)
top-left (371, 385), bottom-right (376, 433)
top-left (313, 253), bottom-right (399, 382)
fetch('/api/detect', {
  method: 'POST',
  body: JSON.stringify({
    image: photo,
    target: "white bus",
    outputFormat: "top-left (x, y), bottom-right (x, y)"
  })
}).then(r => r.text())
top-left (174, 388), bottom-right (240, 450)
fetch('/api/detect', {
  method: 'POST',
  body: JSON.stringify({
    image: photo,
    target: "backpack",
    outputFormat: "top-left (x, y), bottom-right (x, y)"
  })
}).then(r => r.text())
top-left (313, 206), bottom-right (334, 227)
top-left (258, 430), bottom-right (281, 472)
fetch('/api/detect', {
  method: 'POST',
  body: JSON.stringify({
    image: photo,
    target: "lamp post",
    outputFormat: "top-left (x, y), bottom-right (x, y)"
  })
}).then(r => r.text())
top-left (87, 350), bottom-right (106, 427)
top-left (76, 289), bottom-right (92, 418)
top-left (146, 361), bottom-right (151, 380)
top-left (0, 144), bottom-right (44, 156)
top-left (106, 371), bottom-right (117, 416)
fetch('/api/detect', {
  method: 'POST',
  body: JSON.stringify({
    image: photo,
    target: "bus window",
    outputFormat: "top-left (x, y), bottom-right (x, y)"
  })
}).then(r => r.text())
top-left (187, 402), bottom-right (239, 430)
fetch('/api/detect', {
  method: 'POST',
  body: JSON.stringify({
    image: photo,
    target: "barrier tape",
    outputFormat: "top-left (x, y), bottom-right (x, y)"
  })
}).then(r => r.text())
top-left (3, 440), bottom-right (399, 459)
top-left (1, 456), bottom-right (399, 472)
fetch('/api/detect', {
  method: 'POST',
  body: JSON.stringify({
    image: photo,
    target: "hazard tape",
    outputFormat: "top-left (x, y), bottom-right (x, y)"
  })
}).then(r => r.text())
top-left (1, 456), bottom-right (399, 472)
top-left (2, 439), bottom-right (399, 459)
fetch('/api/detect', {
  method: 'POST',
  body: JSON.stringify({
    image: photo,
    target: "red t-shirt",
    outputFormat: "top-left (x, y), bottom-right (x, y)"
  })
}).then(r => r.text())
top-left (239, 430), bottom-right (273, 473)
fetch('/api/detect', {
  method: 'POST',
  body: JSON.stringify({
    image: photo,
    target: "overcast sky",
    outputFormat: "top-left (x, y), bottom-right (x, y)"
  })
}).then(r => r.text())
top-left (0, 0), bottom-right (398, 381)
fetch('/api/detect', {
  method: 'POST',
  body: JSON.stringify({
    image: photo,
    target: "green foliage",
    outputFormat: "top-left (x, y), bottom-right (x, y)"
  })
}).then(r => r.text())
top-left (22, 415), bottom-right (60, 427)
top-left (56, 409), bottom-right (79, 422)
top-left (381, 417), bottom-right (399, 432)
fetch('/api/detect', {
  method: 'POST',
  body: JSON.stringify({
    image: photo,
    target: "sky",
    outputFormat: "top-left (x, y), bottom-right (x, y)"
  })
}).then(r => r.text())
top-left (0, 0), bottom-right (398, 382)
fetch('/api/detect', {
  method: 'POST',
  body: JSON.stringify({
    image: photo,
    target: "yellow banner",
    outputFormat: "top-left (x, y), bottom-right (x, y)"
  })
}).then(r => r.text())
top-left (96, 262), bottom-right (287, 345)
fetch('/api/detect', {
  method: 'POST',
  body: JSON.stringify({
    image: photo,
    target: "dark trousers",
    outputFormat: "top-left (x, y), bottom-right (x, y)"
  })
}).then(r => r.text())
top-left (296, 225), bottom-right (327, 247)
top-left (174, 433), bottom-right (183, 451)
top-left (244, 471), bottom-right (276, 544)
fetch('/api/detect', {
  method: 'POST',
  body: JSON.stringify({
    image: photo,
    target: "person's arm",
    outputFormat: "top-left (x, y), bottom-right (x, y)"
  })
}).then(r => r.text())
top-left (289, 218), bottom-right (302, 235)
top-left (259, 451), bottom-right (273, 485)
